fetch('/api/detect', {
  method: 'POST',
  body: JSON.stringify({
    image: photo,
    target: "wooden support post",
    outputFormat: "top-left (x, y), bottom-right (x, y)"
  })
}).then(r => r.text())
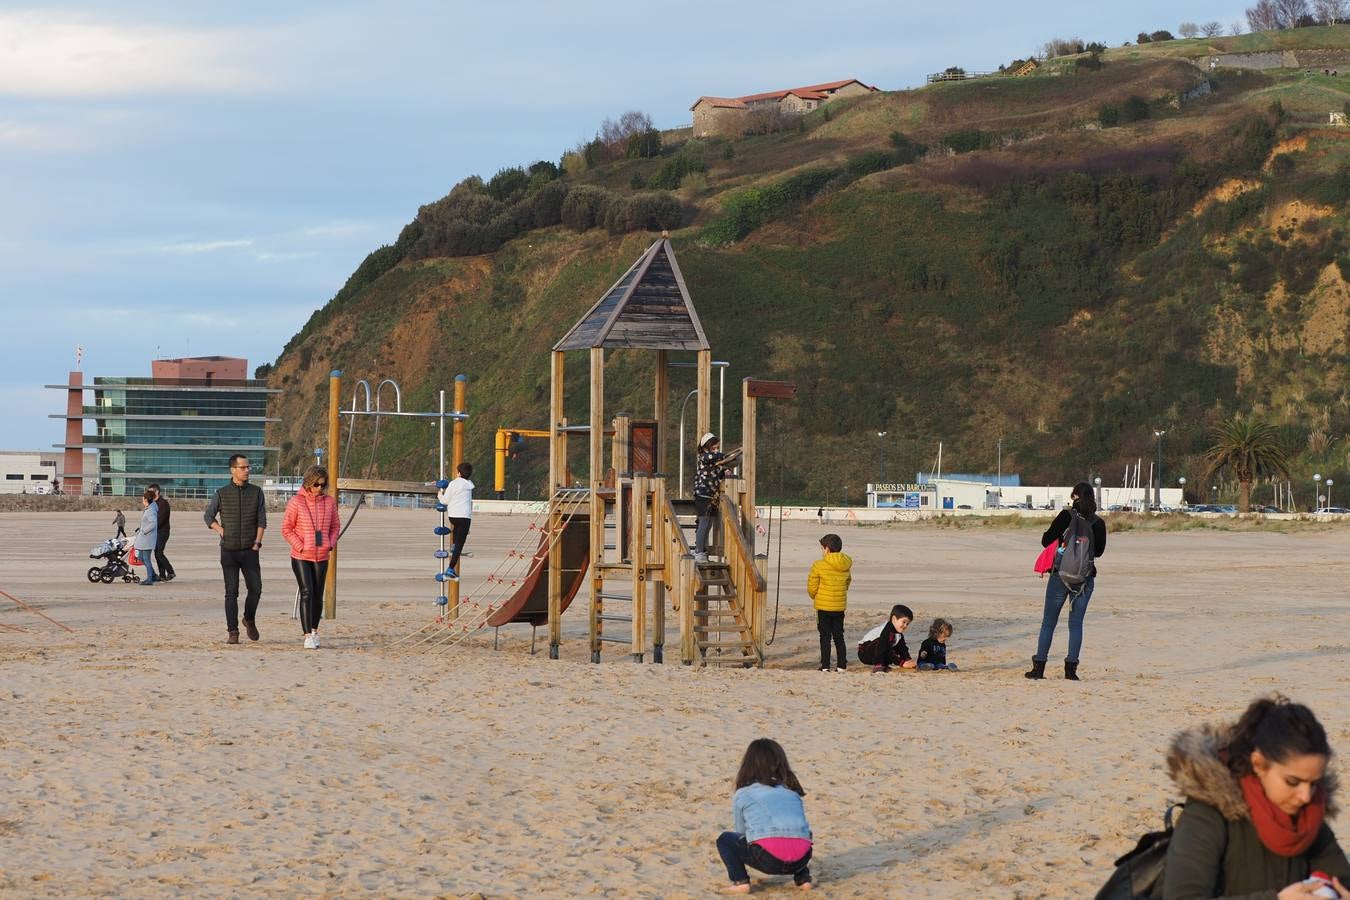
top-left (741, 381), bottom-right (757, 554)
top-left (631, 475), bottom-right (648, 661)
top-left (696, 350), bottom-right (712, 447)
top-left (652, 351), bottom-right (669, 663)
top-left (654, 350), bottom-right (668, 474)
top-left (452, 374), bottom-right (467, 469)
top-left (324, 370), bottom-right (342, 619)
top-left (548, 352), bottom-right (565, 659)
top-left (612, 413), bottom-right (630, 559)
top-left (589, 348), bottom-right (605, 663)
top-left (679, 553), bottom-right (696, 665)
top-left (651, 477), bottom-right (666, 664)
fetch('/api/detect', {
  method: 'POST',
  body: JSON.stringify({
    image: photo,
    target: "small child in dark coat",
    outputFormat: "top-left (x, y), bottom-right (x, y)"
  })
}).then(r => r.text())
top-left (917, 618), bottom-right (957, 671)
top-left (857, 604), bottom-right (918, 673)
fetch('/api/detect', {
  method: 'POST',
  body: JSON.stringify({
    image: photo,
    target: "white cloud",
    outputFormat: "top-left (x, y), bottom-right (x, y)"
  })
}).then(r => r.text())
top-left (0, 10), bottom-right (267, 97)
top-left (152, 238), bottom-right (254, 255)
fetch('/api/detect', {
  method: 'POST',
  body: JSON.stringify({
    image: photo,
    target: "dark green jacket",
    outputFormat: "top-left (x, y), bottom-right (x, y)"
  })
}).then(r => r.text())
top-left (1163, 723), bottom-right (1349, 899)
top-left (204, 482), bottom-right (267, 551)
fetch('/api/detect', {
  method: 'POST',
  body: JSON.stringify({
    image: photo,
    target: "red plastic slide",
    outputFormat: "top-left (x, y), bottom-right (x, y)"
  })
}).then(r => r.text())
top-left (486, 516), bottom-right (590, 627)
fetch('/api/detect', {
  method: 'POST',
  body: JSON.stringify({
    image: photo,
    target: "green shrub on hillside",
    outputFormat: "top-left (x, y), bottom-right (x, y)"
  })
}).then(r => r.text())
top-left (941, 128), bottom-right (1001, 153)
top-left (1099, 95), bottom-right (1150, 127)
top-left (626, 128), bottom-right (662, 159)
top-left (561, 185), bottom-right (609, 231)
top-left (647, 146), bottom-right (707, 190)
top-left (601, 192), bottom-right (683, 235)
top-left (889, 131), bottom-right (927, 164)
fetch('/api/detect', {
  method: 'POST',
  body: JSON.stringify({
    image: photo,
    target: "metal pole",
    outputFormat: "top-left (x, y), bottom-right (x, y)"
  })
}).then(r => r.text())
top-left (324, 370), bottom-right (342, 619)
top-left (718, 365), bottom-right (725, 444)
top-left (677, 389), bottom-right (698, 499)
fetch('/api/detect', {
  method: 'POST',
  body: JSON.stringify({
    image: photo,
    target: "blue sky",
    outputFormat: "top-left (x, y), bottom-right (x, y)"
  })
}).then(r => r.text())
top-left (1, 1), bottom-right (1244, 450)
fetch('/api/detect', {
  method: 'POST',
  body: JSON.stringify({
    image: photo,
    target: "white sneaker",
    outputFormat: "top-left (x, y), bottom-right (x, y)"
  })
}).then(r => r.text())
top-left (310, 633), bottom-right (320, 649)
top-left (303, 634), bottom-right (315, 649)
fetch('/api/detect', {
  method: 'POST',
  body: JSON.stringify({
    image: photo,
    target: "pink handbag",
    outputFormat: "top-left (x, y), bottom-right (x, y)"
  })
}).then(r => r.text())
top-left (1033, 541), bottom-right (1058, 574)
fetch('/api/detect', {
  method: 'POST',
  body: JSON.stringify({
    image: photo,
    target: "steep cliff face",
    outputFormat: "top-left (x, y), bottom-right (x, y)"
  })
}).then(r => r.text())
top-left (268, 52), bottom-right (1350, 503)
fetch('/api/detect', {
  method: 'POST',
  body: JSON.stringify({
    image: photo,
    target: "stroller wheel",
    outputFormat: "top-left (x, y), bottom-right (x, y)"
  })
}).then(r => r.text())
top-left (132, 575), bottom-right (140, 583)
top-left (88, 566), bottom-right (103, 583)
top-left (102, 572), bottom-right (115, 584)
top-left (122, 575), bottom-right (133, 583)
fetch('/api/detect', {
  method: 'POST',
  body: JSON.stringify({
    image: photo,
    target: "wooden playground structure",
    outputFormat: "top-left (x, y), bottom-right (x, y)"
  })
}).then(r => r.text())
top-left (380, 236), bottom-right (793, 666)
top-left (542, 237), bottom-right (794, 666)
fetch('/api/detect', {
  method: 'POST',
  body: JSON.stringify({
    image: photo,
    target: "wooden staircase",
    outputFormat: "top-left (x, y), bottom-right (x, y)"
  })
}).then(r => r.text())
top-left (693, 560), bottom-right (760, 667)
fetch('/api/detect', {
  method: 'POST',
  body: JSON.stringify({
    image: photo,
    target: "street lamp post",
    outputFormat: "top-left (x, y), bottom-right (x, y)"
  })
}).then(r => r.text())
top-left (1327, 478), bottom-right (1334, 509)
top-left (1178, 476), bottom-right (1186, 508)
top-left (876, 431), bottom-right (888, 484)
top-left (1093, 475), bottom-right (1102, 509)
top-left (1153, 429), bottom-right (1167, 510)
top-left (1314, 473), bottom-right (1322, 512)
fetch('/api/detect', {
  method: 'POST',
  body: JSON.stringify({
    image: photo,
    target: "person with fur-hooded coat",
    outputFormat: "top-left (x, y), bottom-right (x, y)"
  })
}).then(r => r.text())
top-left (1162, 697), bottom-right (1350, 899)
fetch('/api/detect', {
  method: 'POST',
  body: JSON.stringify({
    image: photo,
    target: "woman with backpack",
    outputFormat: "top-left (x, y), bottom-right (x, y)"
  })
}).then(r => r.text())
top-left (1025, 480), bottom-right (1106, 681)
top-left (1161, 695), bottom-right (1349, 898)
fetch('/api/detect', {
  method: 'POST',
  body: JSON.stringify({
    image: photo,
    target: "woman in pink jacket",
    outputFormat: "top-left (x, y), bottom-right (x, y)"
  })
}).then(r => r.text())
top-left (282, 465), bottom-right (341, 649)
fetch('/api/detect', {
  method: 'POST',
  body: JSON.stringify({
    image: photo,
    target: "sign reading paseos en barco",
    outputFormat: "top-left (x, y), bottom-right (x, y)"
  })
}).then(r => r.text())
top-left (870, 483), bottom-right (936, 493)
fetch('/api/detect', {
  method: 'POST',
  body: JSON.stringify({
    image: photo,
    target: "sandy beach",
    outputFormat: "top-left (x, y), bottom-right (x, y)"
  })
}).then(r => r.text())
top-left (3, 509), bottom-right (1349, 897)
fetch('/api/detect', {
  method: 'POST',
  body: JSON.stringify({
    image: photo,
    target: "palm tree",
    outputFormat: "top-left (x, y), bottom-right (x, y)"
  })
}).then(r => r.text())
top-left (1203, 416), bottom-right (1291, 513)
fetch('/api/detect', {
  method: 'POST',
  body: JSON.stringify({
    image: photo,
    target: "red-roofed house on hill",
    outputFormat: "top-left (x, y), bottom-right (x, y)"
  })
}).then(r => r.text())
top-left (691, 78), bottom-right (878, 137)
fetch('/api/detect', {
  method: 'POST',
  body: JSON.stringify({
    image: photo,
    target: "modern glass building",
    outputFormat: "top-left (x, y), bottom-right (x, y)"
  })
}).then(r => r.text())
top-left (48, 356), bottom-right (280, 497)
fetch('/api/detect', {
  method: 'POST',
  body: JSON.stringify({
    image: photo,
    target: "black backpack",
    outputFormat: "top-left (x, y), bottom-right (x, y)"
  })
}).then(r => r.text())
top-left (1094, 804), bottom-right (1183, 900)
top-left (1057, 510), bottom-right (1097, 594)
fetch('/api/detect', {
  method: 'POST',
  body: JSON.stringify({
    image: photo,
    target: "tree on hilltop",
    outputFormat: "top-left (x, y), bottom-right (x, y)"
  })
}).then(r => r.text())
top-left (1179, 22), bottom-right (1201, 37)
top-left (1202, 21), bottom-right (1225, 36)
top-left (1203, 417), bottom-right (1291, 513)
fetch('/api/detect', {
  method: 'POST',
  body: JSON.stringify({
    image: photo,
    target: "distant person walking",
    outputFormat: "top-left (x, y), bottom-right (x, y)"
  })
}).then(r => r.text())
top-left (693, 432), bottom-right (741, 564)
top-left (148, 483), bottom-right (175, 582)
top-left (133, 489), bottom-right (159, 586)
top-left (204, 454), bottom-right (267, 645)
top-left (282, 465), bottom-right (340, 650)
top-left (436, 462), bottom-right (475, 580)
top-left (1025, 481), bottom-right (1106, 681)
top-left (112, 509), bottom-right (126, 538)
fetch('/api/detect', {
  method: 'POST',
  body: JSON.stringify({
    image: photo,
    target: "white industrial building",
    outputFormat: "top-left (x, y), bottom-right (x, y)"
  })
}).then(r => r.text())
top-left (867, 478), bottom-right (1183, 511)
top-left (0, 450), bottom-right (61, 493)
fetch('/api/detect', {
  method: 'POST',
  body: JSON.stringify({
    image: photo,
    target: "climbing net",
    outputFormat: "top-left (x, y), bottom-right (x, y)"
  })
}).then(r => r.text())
top-left (389, 488), bottom-right (589, 654)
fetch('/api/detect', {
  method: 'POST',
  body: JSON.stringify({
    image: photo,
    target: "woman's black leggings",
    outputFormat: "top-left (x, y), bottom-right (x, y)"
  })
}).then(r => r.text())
top-left (291, 558), bottom-right (328, 633)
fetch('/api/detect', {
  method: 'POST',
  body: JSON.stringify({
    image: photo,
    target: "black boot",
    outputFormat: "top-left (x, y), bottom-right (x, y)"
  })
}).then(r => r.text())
top-left (1024, 658), bottom-right (1046, 680)
top-left (1064, 661), bottom-right (1080, 681)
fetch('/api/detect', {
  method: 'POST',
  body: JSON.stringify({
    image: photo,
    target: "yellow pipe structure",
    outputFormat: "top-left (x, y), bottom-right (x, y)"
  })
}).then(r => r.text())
top-left (494, 427), bottom-right (550, 499)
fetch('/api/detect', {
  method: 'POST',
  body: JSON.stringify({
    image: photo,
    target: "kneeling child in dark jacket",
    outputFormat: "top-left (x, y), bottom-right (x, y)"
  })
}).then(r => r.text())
top-left (857, 604), bottom-right (917, 672)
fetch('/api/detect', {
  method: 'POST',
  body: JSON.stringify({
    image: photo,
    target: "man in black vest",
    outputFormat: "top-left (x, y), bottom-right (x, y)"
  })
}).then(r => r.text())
top-left (148, 483), bottom-right (175, 582)
top-left (204, 454), bottom-right (267, 644)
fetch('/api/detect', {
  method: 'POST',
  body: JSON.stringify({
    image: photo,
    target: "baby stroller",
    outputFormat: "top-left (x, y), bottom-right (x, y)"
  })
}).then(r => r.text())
top-left (88, 536), bottom-right (138, 584)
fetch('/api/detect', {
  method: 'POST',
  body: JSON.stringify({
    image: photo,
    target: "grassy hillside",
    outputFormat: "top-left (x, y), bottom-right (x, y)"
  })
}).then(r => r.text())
top-left (267, 42), bottom-right (1350, 506)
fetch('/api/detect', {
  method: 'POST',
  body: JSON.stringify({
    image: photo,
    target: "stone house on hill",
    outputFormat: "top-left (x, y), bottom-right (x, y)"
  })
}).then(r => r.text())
top-left (691, 78), bottom-right (878, 137)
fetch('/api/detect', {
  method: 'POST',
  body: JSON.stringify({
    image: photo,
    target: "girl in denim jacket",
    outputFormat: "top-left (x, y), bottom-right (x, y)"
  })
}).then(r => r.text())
top-left (716, 738), bottom-right (814, 893)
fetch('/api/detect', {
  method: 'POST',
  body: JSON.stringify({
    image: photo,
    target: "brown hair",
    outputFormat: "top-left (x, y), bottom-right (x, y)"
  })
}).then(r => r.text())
top-left (929, 617), bottom-right (953, 639)
top-left (734, 738), bottom-right (805, 796)
top-left (820, 533), bottom-right (842, 553)
top-left (142, 488), bottom-right (156, 502)
top-left (302, 465), bottom-right (330, 491)
top-left (1227, 695), bottom-right (1331, 777)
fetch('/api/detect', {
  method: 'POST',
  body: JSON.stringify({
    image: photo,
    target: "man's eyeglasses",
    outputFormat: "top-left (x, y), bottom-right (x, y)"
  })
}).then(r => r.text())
top-left (232, 464), bottom-right (251, 469)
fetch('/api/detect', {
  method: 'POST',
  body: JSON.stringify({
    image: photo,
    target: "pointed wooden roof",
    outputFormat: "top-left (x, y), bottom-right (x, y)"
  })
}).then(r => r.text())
top-left (554, 238), bottom-right (710, 352)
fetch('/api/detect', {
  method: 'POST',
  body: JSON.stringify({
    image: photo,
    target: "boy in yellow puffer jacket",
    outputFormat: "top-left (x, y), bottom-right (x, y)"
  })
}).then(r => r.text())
top-left (807, 533), bottom-right (853, 671)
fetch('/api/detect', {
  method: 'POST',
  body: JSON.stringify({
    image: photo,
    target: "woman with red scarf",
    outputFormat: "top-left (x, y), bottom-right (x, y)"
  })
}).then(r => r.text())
top-left (1164, 696), bottom-right (1350, 898)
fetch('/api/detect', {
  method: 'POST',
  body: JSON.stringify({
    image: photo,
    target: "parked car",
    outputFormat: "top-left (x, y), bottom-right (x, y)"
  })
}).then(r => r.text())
top-left (1255, 505), bottom-right (1280, 514)
top-left (1313, 507), bottom-right (1350, 514)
